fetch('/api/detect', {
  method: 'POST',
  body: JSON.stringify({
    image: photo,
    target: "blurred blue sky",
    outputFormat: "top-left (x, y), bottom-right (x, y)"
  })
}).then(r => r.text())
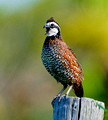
top-left (0, 0), bottom-right (41, 13)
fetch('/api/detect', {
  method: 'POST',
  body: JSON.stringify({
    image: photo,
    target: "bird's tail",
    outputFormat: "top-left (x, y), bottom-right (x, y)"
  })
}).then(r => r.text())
top-left (73, 83), bottom-right (83, 97)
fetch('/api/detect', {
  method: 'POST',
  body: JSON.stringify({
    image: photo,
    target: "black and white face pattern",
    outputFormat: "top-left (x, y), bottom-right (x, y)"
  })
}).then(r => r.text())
top-left (43, 22), bottom-right (60, 37)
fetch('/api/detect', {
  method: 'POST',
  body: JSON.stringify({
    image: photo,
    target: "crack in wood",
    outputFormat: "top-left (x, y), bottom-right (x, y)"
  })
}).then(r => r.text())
top-left (52, 96), bottom-right (105, 120)
top-left (78, 98), bottom-right (81, 120)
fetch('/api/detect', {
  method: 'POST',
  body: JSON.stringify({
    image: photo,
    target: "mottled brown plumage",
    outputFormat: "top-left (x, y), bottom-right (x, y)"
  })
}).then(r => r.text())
top-left (41, 17), bottom-right (84, 98)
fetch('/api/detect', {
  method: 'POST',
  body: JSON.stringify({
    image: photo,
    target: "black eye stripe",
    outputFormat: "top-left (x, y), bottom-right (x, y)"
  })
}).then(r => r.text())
top-left (50, 25), bottom-right (59, 30)
top-left (51, 24), bottom-right (54, 26)
top-left (50, 24), bottom-right (54, 28)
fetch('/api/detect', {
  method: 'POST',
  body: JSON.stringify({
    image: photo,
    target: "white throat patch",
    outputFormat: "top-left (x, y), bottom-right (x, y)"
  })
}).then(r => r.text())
top-left (48, 28), bottom-right (58, 36)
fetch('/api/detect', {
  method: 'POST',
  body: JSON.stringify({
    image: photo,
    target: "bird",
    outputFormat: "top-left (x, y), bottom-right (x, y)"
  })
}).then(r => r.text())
top-left (41, 17), bottom-right (84, 99)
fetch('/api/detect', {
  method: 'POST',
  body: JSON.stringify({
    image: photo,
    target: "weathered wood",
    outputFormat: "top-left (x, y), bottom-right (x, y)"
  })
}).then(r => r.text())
top-left (52, 96), bottom-right (105, 120)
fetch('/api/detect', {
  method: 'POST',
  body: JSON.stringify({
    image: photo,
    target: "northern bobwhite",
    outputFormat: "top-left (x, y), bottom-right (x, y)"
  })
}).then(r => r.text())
top-left (41, 17), bottom-right (84, 98)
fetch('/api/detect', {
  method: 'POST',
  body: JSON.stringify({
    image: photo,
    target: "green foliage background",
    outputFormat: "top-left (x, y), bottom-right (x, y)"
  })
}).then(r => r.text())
top-left (0, 0), bottom-right (108, 119)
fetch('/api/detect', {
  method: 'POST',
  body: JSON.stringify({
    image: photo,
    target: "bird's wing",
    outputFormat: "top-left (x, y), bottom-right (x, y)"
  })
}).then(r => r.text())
top-left (58, 40), bottom-right (84, 84)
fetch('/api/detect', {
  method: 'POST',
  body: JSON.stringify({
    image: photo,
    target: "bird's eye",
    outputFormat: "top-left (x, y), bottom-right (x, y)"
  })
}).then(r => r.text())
top-left (51, 24), bottom-right (54, 27)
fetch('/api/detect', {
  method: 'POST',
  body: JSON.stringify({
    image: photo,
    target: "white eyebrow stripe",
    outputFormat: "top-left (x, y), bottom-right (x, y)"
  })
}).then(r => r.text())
top-left (46, 22), bottom-right (60, 28)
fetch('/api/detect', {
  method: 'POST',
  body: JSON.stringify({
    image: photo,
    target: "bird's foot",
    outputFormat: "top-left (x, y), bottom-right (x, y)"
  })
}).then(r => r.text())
top-left (51, 94), bottom-right (68, 106)
top-left (58, 94), bottom-right (65, 102)
top-left (58, 94), bottom-right (68, 102)
top-left (51, 94), bottom-right (61, 106)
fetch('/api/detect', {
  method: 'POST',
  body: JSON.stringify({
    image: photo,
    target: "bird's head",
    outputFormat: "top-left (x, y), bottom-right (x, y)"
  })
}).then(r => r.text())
top-left (43, 17), bottom-right (60, 37)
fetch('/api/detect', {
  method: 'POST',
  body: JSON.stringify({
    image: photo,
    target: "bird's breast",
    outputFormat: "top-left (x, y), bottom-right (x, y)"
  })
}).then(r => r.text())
top-left (41, 38), bottom-right (84, 86)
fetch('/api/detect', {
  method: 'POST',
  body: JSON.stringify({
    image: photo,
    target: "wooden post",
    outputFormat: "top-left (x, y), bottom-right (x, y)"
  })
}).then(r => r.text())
top-left (52, 96), bottom-right (105, 120)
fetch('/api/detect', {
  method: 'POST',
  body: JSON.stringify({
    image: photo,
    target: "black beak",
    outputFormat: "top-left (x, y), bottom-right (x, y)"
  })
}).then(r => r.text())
top-left (43, 25), bottom-right (46, 28)
top-left (43, 24), bottom-right (50, 35)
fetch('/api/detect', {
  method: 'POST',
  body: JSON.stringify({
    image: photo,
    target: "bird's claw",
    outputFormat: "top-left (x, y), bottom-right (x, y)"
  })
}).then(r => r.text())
top-left (51, 94), bottom-right (61, 105)
top-left (51, 94), bottom-right (68, 106)
top-left (58, 94), bottom-right (68, 102)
